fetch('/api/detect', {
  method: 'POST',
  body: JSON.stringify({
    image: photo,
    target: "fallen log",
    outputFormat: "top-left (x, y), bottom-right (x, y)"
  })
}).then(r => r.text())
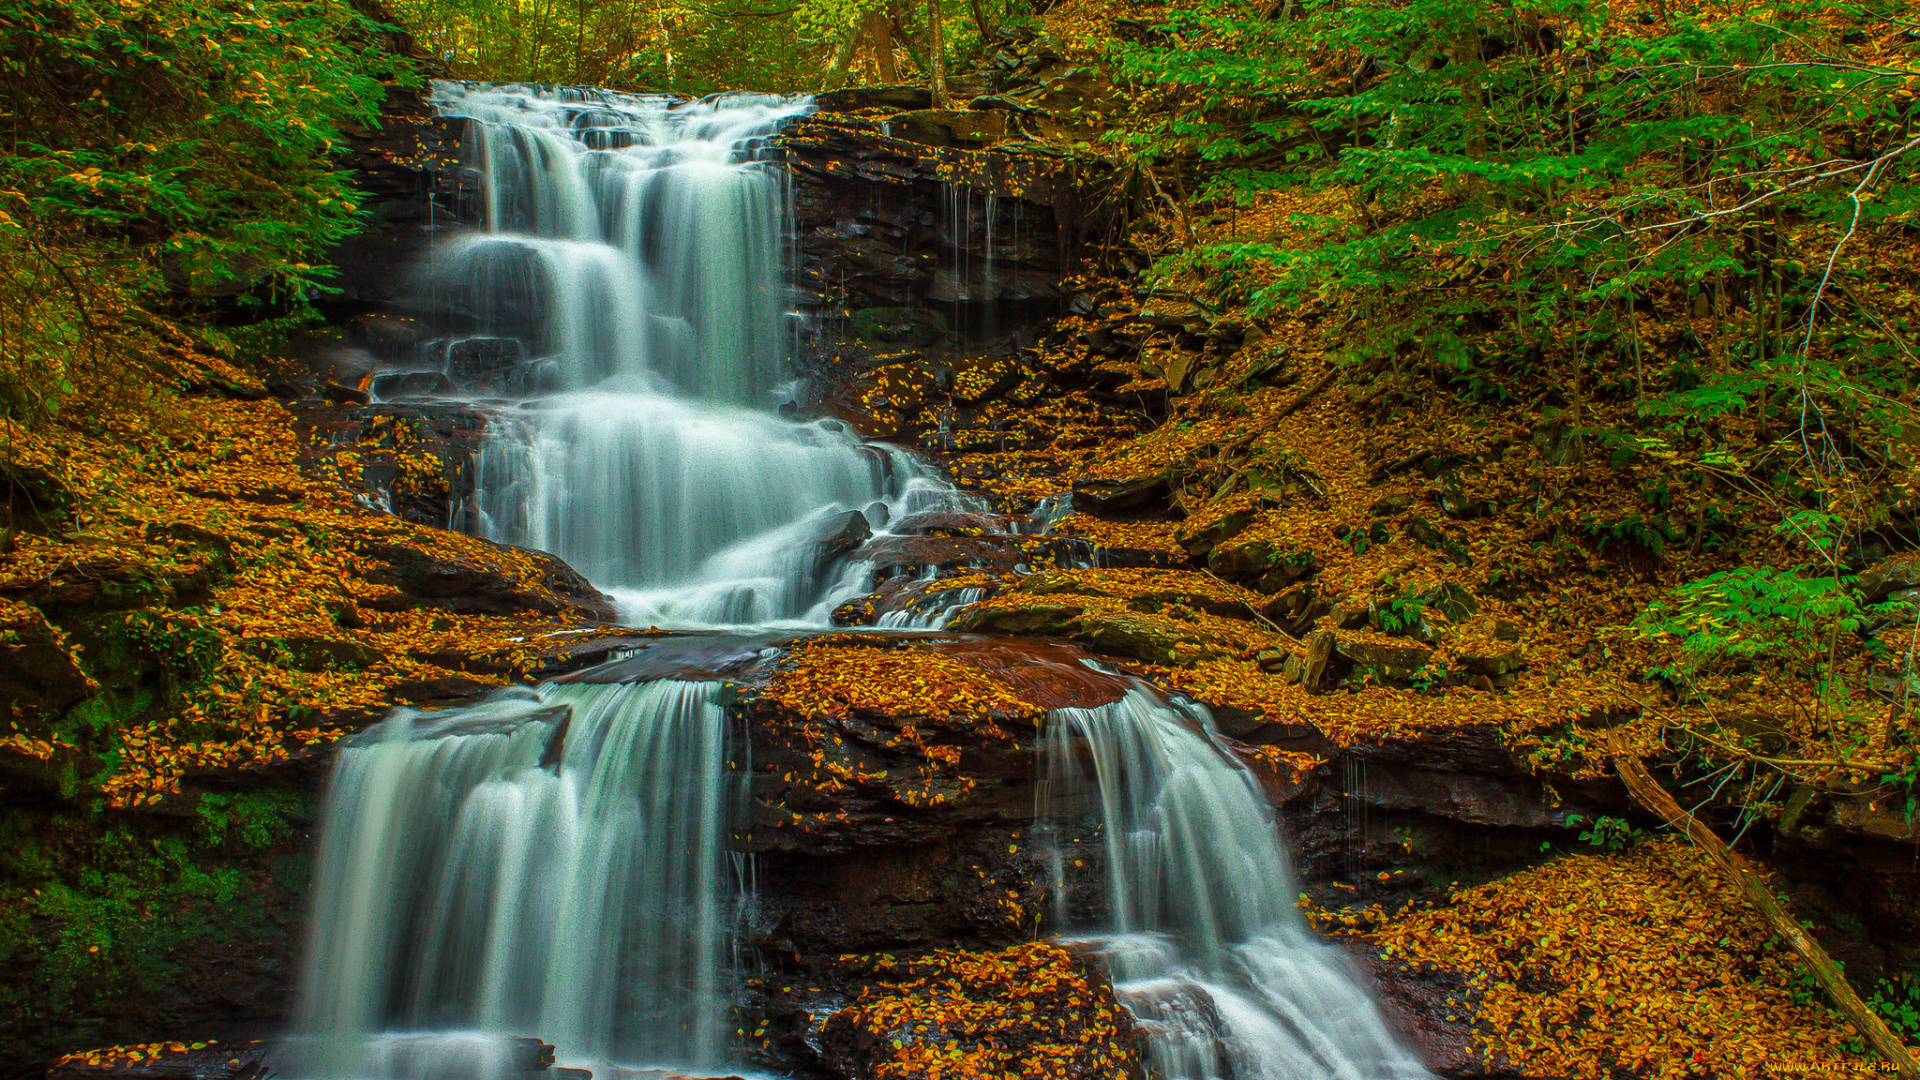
top-left (1612, 754), bottom-right (1919, 1078)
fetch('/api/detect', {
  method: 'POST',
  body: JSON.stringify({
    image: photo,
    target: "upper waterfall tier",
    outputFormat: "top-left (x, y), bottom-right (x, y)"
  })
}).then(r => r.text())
top-left (429, 83), bottom-right (803, 403)
top-left (413, 83), bottom-right (989, 627)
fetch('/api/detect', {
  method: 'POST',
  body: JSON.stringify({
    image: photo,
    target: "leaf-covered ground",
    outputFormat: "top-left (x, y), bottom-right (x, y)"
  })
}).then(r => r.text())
top-left (2, 394), bottom-right (610, 807)
top-left (1366, 839), bottom-right (1874, 1077)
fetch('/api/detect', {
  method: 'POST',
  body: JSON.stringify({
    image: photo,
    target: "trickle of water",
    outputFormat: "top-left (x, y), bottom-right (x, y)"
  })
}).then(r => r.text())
top-left (1041, 683), bottom-right (1432, 1080)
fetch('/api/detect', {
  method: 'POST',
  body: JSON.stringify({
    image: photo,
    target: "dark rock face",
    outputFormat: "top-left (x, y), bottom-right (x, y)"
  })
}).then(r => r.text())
top-left (775, 111), bottom-right (1115, 373)
top-left (314, 84), bottom-right (466, 321)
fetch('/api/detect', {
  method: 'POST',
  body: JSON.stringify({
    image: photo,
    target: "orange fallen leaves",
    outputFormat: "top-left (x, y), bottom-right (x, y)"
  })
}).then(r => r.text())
top-left (1371, 839), bottom-right (1872, 1078)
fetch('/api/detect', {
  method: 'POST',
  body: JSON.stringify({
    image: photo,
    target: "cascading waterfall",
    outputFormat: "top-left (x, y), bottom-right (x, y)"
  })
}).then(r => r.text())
top-left (292, 79), bottom-right (1431, 1080)
top-left (421, 82), bottom-right (977, 627)
top-left (1041, 683), bottom-right (1432, 1080)
top-left (290, 681), bottom-right (742, 1079)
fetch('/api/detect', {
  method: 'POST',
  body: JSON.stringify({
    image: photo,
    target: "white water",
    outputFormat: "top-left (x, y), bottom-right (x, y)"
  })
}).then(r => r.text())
top-left (1042, 684), bottom-right (1432, 1080)
top-left (291, 681), bottom-right (742, 1079)
top-left (422, 82), bottom-right (977, 627)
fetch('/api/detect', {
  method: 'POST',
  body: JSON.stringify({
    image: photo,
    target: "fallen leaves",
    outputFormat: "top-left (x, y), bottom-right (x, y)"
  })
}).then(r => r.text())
top-left (1370, 839), bottom-right (1874, 1078)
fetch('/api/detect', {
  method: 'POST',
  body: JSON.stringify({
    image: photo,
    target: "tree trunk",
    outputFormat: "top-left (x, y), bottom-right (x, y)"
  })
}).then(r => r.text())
top-left (865, 9), bottom-right (899, 82)
top-left (927, 0), bottom-right (950, 107)
top-left (824, 18), bottom-right (863, 89)
top-left (968, 0), bottom-right (992, 39)
top-left (1612, 755), bottom-right (1919, 1078)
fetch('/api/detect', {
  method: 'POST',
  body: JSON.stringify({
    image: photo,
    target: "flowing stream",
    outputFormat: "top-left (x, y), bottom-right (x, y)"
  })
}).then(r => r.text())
top-left (291, 82), bottom-right (1429, 1080)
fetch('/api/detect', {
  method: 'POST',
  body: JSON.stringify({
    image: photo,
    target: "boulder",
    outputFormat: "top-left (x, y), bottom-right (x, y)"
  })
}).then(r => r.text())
top-left (805, 509), bottom-right (874, 566)
top-left (1337, 636), bottom-right (1435, 680)
top-left (948, 601), bottom-right (1087, 637)
top-left (1454, 618), bottom-right (1525, 676)
top-left (1858, 552), bottom-right (1920, 603)
top-left (1369, 493), bottom-right (1415, 517)
top-left (442, 337), bottom-right (525, 389)
top-left (361, 539), bottom-right (614, 621)
top-left (1208, 537), bottom-right (1316, 593)
top-left (1071, 473), bottom-right (1171, 514)
top-left (1176, 507), bottom-right (1253, 559)
top-left (1071, 609), bottom-right (1233, 665)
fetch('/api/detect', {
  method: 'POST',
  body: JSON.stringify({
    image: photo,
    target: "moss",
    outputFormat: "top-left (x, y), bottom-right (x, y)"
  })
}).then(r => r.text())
top-left (0, 784), bottom-right (312, 1069)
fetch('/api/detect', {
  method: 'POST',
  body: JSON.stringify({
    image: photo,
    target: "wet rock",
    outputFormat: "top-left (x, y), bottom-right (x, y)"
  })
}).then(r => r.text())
top-left (812, 944), bottom-right (1141, 1080)
top-left (317, 83), bottom-right (466, 316)
top-left (369, 370), bottom-right (457, 399)
top-left (826, 359), bottom-right (942, 440)
top-left (441, 336), bottom-right (526, 390)
top-left (807, 509), bottom-right (875, 566)
top-left (890, 509), bottom-right (1011, 536)
top-left (1353, 954), bottom-right (1502, 1078)
top-left (778, 110), bottom-right (1094, 338)
top-left (853, 534), bottom-right (1034, 579)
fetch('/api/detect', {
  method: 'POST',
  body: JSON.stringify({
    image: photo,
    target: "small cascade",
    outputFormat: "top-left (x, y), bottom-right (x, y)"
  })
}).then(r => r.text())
top-left (1041, 684), bottom-right (1432, 1080)
top-left (289, 681), bottom-right (743, 1079)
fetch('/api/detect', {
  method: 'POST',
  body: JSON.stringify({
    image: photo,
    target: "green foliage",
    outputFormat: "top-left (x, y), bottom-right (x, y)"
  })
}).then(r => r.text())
top-left (1635, 566), bottom-right (1869, 678)
top-left (1376, 590), bottom-right (1426, 633)
top-left (1869, 973), bottom-right (1920, 1043)
top-left (0, 794), bottom-right (309, 1061)
top-left (1564, 813), bottom-right (1646, 852)
top-left (0, 0), bottom-right (413, 425)
top-left (1408, 661), bottom-right (1448, 694)
top-left (388, 0), bottom-right (1015, 94)
top-left (1107, 0), bottom-right (1920, 546)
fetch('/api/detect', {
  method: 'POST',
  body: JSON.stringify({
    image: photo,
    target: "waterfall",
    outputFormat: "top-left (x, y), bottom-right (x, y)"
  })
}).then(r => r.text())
top-left (294, 79), bottom-right (1431, 1080)
top-left (290, 681), bottom-right (742, 1079)
top-left (420, 82), bottom-right (978, 627)
top-left (1041, 684), bottom-right (1432, 1080)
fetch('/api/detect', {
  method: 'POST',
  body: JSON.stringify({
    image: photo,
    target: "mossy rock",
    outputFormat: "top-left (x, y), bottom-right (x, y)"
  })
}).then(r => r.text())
top-left (1070, 609), bottom-right (1232, 666)
top-left (1175, 507), bottom-right (1253, 559)
top-left (1208, 537), bottom-right (1316, 593)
